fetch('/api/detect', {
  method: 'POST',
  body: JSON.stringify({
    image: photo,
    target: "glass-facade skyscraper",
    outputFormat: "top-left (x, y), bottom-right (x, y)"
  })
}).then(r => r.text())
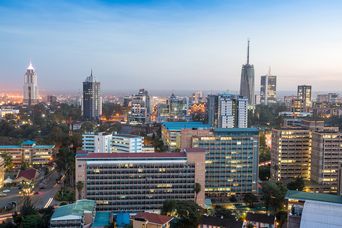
top-left (260, 69), bottom-right (277, 105)
top-left (240, 40), bottom-right (255, 106)
top-left (82, 70), bottom-right (102, 120)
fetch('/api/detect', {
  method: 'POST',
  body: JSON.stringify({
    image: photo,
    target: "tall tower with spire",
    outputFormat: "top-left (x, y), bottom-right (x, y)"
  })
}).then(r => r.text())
top-left (239, 40), bottom-right (255, 106)
top-left (82, 70), bottom-right (102, 120)
top-left (23, 61), bottom-right (39, 106)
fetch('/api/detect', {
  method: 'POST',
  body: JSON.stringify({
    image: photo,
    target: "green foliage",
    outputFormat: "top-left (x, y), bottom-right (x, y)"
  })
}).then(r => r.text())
top-left (243, 193), bottom-right (258, 208)
top-left (261, 181), bottom-right (287, 214)
top-left (249, 104), bottom-right (287, 127)
top-left (276, 211), bottom-right (288, 228)
top-left (102, 102), bottom-right (124, 118)
top-left (259, 166), bottom-right (271, 181)
top-left (22, 214), bottom-right (43, 228)
top-left (81, 121), bottom-right (95, 133)
top-left (161, 200), bottom-right (203, 228)
top-left (0, 152), bottom-right (14, 170)
top-left (287, 177), bottom-right (305, 191)
top-left (213, 205), bottom-right (233, 219)
top-left (55, 187), bottom-right (75, 202)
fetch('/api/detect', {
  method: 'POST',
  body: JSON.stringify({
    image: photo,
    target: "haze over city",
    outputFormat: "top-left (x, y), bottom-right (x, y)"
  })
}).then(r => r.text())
top-left (1, 0), bottom-right (342, 92)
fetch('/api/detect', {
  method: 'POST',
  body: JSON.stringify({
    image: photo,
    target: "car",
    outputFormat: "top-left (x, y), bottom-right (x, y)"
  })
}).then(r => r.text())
top-left (0, 193), bottom-right (7, 197)
top-left (2, 189), bottom-right (10, 193)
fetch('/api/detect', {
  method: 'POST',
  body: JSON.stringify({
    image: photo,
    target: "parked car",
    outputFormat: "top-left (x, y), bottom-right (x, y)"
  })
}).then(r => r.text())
top-left (2, 189), bottom-right (10, 193)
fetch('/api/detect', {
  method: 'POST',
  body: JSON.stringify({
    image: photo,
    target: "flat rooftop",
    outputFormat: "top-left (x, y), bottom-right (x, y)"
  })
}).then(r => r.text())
top-left (161, 121), bottom-right (211, 131)
top-left (286, 190), bottom-right (342, 204)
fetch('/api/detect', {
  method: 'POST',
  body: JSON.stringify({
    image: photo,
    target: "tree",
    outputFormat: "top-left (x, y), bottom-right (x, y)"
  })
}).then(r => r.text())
top-left (0, 152), bottom-right (14, 170)
top-left (21, 197), bottom-right (36, 216)
top-left (194, 183), bottom-right (201, 203)
top-left (261, 181), bottom-right (287, 214)
top-left (259, 166), bottom-right (271, 181)
top-left (81, 121), bottom-right (95, 133)
top-left (161, 200), bottom-right (203, 228)
top-left (76, 181), bottom-right (84, 199)
top-left (287, 176), bottom-right (305, 191)
top-left (22, 214), bottom-right (42, 228)
top-left (243, 193), bottom-right (258, 208)
top-left (213, 206), bottom-right (233, 219)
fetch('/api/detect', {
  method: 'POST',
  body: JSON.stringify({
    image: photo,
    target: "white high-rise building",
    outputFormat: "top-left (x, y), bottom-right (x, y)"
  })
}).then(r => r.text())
top-left (208, 93), bottom-right (248, 128)
top-left (23, 62), bottom-right (39, 106)
top-left (82, 132), bottom-right (144, 153)
top-left (260, 68), bottom-right (277, 105)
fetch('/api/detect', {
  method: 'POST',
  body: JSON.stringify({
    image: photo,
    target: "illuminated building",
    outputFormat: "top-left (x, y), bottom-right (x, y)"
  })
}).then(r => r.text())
top-left (0, 107), bottom-right (19, 118)
top-left (167, 93), bottom-right (189, 120)
top-left (23, 61), bottom-right (39, 106)
top-left (311, 128), bottom-right (342, 193)
top-left (240, 40), bottom-right (255, 106)
top-left (260, 68), bottom-right (277, 105)
top-left (75, 149), bottom-right (205, 212)
top-left (82, 132), bottom-right (144, 153)
top-left (271, 128), bottom-right (311, 181)
top-left (82, 70), bottom-right (102, 120)
top-left (191, 128), bottom-right (259, 197)
top-left (0, 157), bottom-right (4, 188)
top-left (128, 89), bottom-right (150, 124)
top-left (0, 140), bottom-right (54, 166)
top-left (207, 93), bottom-right (248, 128)
top-left (297, 85), bottom-right (312, 112)
top-left (161, 122), bottom-right (211, 151)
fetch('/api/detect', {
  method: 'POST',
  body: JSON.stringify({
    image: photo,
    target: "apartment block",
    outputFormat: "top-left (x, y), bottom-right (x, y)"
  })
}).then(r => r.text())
top-left (0, 140), bottom-right (54, 166)
top-left (271, 128), bottom-right (311, 181)
top-left (75, 149), bottom-right (205, 213)
top-left (191, 128), bottom-right (259, 197)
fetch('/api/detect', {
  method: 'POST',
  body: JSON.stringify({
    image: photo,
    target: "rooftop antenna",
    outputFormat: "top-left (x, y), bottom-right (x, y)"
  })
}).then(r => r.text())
top-left (247, 39), bottom-right (250, 65)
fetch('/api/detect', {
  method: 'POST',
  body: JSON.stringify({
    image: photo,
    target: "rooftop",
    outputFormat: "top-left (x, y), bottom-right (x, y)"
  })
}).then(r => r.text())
top-left (51, 200), bottom-right (96, 220)
top-left (113, 134), bottom-right (143, 138)
top-left (199, 215), bottom-right (242, 228)
top-left (17, 168), bottom-right (37, 181)
top-left (286, 190), bottom-right (342, 204)
top-left (93, 211), bottom-right (111, 227)
top-left (246, 212), bottom-right (275, 224)
top-left (162, 121), bottom-right (211, 131)
top-left (134, 212), bottom-right (173, 225)
top-left (77, 152), bottom-right (187, 159)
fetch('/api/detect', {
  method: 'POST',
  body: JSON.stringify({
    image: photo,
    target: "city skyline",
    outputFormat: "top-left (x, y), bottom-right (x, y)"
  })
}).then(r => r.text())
top-left (1, 0), bottom-right (342, 92)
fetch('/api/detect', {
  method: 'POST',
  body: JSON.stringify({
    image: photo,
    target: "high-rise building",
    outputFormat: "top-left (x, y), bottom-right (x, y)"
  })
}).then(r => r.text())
top-left (0, 157), bottom-right (4, 189)
top-left (75, 149), bottom-right (206, 212)
top-left (311, 128), bottom-right (342, 193)
top-left (260, 69), bottom-right (277, 105)
top-left (167, 93), bottom-right (189, 119)
top-left (23, 61), bottom-right (39, 106)
top-left (128, 89), bottom-right (150, 124)
top-left (297, 85), bottom-right (312, 112)
top-left (207, 94), bottom-right (248, 128)
top-left (191, 128), bottom-right (259, 197)
top-left (82, 70), bottom-right (102, 120)
top-left (82, 132), bottom-right (144, 153)
top-left (240, 40), bottom-right (255, 106)
top-left (271, 128), bottom-right (311, 181)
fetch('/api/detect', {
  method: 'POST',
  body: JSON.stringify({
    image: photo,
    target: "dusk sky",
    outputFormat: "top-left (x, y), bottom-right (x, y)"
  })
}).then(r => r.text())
top-left (1, 0), bottom-right (342, 92)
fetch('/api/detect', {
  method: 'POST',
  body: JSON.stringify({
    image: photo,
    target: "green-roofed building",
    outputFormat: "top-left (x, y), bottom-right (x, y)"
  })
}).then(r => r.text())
top-left (50, 200), bottom-right (96, 228)
top-left (286, 190), bottom-right (342, 204)
top-left (0, 140), bottom-right (55, 166)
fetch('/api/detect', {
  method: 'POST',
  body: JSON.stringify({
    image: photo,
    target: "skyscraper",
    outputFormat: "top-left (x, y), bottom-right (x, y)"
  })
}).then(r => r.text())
top-left (260, 68), bottom-right (277, 105)
top-left (23, 61), bottom-right (38, 106)
top-left (82, 70), bottom-right (102, 120)
top-left (128, 89), bottom-right (150, 124)
top-left (207, 93), bottom-right (248, 128)
top-left (297, 85), bottom-right (312, 112)
top-left (240, 40), bottom-right (255, 106)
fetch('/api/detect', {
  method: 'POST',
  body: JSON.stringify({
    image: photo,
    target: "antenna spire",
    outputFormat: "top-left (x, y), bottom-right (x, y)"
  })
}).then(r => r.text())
top-left (268, 66), bottom-right (271, 75)
top-left (247, 39), bottom-right (250, 65)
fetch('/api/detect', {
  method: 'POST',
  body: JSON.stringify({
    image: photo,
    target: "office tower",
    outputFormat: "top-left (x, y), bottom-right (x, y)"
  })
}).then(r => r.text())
top-left (128, 89), bottom-right (150, 124)
top-left (161, 122), bottom-right (211, 151)
top-left (260, 69), bottom-right (277, 105)
top-left (0, 140), bottom-right (54, 166)
top-left (82, 70), bottom-right (102, 120)
top-left (207, 94), bottom-right (248, 128)
top-left (297, 85), bottom-right (312, 112)
top-left (240, 40), bottom-right (255, 106)
top-left (75, 149), bottom-right (206, 212)
top-left (168, 93), bottom-right (189, 118)
top-left (0, 157), bottom-right (4, 188)
top-left (23, 61), bottom-right (39, 106)
top-left (271, 128), bottom-right (311, 181)
top-left (192, 91), bottom-right (203, 104)
top-left (311, 128), bottom-right (342, 193)
top-left (191, 128), bottom-right (259, 197)
top-left (82, 132), bottom-right (144, 153)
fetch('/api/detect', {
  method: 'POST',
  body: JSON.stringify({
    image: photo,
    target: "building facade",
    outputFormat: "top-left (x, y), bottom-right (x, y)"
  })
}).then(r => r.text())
top-left (271, 128), bottom-right (311, 181)
top-left (82, 70), bottom-right (102, 120)
top-left (192, 128), bottom-right (259, 197)
top-left (207, 94), bottom-right (248, 128)
top-left (260, 70), bottom-right (277, 105)
top-left (0, 157), bottom-right (4, 188)
top-left (161, 122), bottom-right (211, 151)
top-left (297, 85), bottom-right (312, 112)
top-left (82, 132), bottom-right (144, 153)
top-left (0, 140), bottom-right (54, 166)
top-left (311, 129), bottom-right (342, 193)
top-left (23, 62), bottom-right (39, 106)
top-left (240, 40), bottom-right (255, 106)
top-left (75, 149), bottom-right (205, 212)
top-left (128, 89), bottom-right (151, 124)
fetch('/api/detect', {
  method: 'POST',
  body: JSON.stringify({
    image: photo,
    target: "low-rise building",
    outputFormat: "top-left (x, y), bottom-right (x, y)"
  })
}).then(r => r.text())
top-left (50, 200), bottom-right (96, 228)
top-left (244, 212), bottom-right (275, 228)
top-left (0, 140), bottom-right (54, 166)
top-left (161, 122), bottom-right (211, 151)
top-left (75, 149), bottom-right (206, 212)
top-left (133, 212), bottom-right (173, 228)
